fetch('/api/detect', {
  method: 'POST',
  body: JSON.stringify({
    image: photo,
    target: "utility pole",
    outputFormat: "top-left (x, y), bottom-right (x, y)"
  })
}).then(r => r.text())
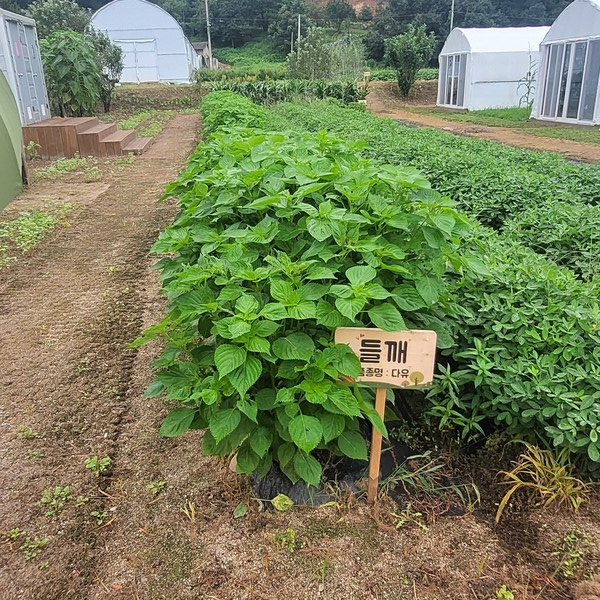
top-left (291, 30), bottom-right (294, 53)
top-left (204, 0), bottom-right (213, 68)
top-left (297, 13), bottom-right (301, 45)
top-left (450, 0), bottom-right (455, 30)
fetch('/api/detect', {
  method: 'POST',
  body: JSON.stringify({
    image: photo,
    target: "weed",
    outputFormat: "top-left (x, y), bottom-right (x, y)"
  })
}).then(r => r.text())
top-left (17, 426), bottom-right (45, 440)
top-left (38, 560), bottom-right (49, 570)
top-left (25, 140), bottom-right (41, 160)
top-left (84, 455), bottom-right (111, 476)
top-left (26, 450), bottom-right (45, 459)
top-left (495, 443), bottom-right (589, 523)
top-left (33, 157), bottom-right (88, 181)
top-left (391, 503), bottom-right (428, 530)
top-left (146, 480), bottom-right (166, 495)
top-left (495, 585), bottom-right (515, 600)
top-left (76, 496), bottom-right (89, 507)
top-left (0, 205), bottom-right (73, 253)
top-left (90, 510), bottom-right (108, 525)
top-left (275, 528), bottom-right (299, 553)
top-left (551, 529), bottom-right (594, 580)
top-left (181, 500), bottom-right (196, 523)
top-left (39, 486), bottom-right (71, 517)
top-left (115, 154), bottom-right (135, 169)
top-left (20, 536), bottom-right (48, 560)
top-left (8, 528), bottom-right (23, 541)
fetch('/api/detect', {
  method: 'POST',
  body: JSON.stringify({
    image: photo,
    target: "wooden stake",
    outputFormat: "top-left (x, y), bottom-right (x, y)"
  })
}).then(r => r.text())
top-left (367, 387), bottom-right (386, 504)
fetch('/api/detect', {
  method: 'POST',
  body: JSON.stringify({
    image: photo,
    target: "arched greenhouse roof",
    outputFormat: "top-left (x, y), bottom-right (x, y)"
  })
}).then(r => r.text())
top-left (441, 26), bottom-right (550, 55)
top-left (542, 0), bottom-right (600, 44)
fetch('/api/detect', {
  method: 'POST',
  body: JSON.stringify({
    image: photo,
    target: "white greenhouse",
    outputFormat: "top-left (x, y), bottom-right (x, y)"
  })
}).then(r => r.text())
top-left (437, 27), bottom-right (550, 111)
top-left (532, 0), bottom-right (600, 124)
top-left (90, 0), bottom-right (199, 84)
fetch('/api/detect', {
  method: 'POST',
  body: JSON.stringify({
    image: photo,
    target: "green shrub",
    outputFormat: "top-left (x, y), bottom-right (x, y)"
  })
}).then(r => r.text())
top-left (262, 100), bottom-right (600, 472)
top-left (40, 30), bottom-right (101, 117)
top-left (213, 41), bottom-right (286, 66)
top-left (193, 64), bottom-right (287, 84)
top-left (141, 92), bottom-right (474, 487)
top-left (199, 91), bottom-right (268, 134)
top-left (203, 79), bottom-right (366, 105)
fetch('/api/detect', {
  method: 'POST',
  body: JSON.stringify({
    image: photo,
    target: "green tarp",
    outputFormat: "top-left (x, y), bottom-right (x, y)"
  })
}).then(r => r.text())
top-left (0, 69), bottom-right (23, 211)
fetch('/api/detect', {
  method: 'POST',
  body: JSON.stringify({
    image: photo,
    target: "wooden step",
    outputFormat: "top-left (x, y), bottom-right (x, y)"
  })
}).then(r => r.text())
top-left (77, 123), bottom-right (117, 157)
top-left (23, 117), bottom-right (101, 159)
top-left (100, 129), bottom-right (136, 156)
top-left (122, 137), bottom-right (153, 155)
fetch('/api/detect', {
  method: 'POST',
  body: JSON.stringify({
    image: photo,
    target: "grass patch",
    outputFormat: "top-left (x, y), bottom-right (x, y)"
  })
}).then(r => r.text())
top-left (409, 106), bottom-right (600, 144)
top-left (0, 204), bottom-right (74, 267)
top-left (101, 109), bottom-right (175, 138)
top-left (31, 157), bottom-right (101, 183)
top-left (213, 40), bottom-right (286, 66)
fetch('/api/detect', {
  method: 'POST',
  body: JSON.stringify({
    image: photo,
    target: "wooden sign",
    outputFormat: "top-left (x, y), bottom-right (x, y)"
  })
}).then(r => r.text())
top-left (363, 71), bottom-right (371, 78)
top-left (334, 327), bottom-right (437, 504)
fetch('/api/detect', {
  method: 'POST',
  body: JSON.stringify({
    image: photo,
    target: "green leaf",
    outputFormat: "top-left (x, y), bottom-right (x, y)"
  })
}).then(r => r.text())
top-left (246, 336), bottom-right (271, 353)
top-left (392, 285), bottom-right (427, 311)
top-left (321, 413), bottom-right (346, 443)
top-left (335, 296), bottom-right (367, 321)
top-left (368, 304), bottom-right (406, 331)
top-left (159, 408), bottom-right (196, 438)
top-left (316, 301), bottom-right (348, 327)
top-left (416, 277), bottom-right (442, 305)
top-left (287, 301), bottom-right (317, 320)
top-left (233, 502), bottom-right (248, 518)
top-left (236, 443), bottom-right (260, 473)
top-left (250, 427), bottom-right (273, 458)
top-left (337, 430), bottom-right (368, 460)
top-left (307, 218), bottom-right (335, 241)
top-left (271, 493), bottom-right (294, 511)
top-left (215, 345), bottom-right (247, 377)
top-left (277, 442), bottom-right (296, 467)
top-left (276, 388), bottom-right (296, 404)
top-left (297, 379), bottom-right (332, 404)
top-left (144, 380), bottom-right (165, 399)
top-left (260, 303), bottom-right (288, 320)
top-left (588, 443), bottom-right (600, 463)
top-left (288, 414), bottom-right (323, 453)
top-left (209, 408), bottom-right (241, 444)
top-left (293, 451), bottom-right (322, 487)
top-left (228, 355), bottom-right (262, 397)
top-left (272, 333), bottom-right (315, 362)
top-left (346, 265), bottom-right (377, 286)
top-left (237, 398), bottom-right (258, 423)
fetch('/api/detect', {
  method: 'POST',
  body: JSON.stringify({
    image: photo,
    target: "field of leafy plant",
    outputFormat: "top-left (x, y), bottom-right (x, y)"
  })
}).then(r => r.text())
top-left (142, 91), bottom-right (600, 495)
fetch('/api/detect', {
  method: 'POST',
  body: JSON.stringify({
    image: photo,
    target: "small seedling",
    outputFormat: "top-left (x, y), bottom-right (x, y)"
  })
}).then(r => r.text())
top-left (495, 585), bottom-right (515, 600)
top-left (84, 455), bottom-right (111, 476)
top-left (8, 527), bottom-right (23, 541)
top-left (271, 494), bottom-right (293, 512)
top-left (181, 500), bottom-right (196, 523)
top-left (233, 502), bottom-right (248, 519)
top-left (26, 450), bottom-right (45, 459)
top-left (146, 480), bottom-right (166, 495)
top-left (25, 140), bottom-right (41, 161)
top-left (38, 561), bottom-right (49, 570)
top-left (17, 426), bottom-right (45, 440)
top-left (275, 528), bottom-right (298, 553)
top-left (39, 486), bottom-right (71, 517)
top-left (90, 510), bottom-right (108, 525)
top-left (20, 536), bottom-right (48, 560)
top-left (551, 529), bottom-right (593, 579)
top-left (391, 503), bottom-right (428, 531)
top-left (76, 496), bottom-right (89, 507)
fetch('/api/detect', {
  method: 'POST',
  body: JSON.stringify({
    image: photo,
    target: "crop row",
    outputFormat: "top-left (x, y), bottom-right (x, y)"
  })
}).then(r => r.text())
top-left (266, 101), bottom-right (600, 280)
top-left (147, 91), bottom-right (600, 480)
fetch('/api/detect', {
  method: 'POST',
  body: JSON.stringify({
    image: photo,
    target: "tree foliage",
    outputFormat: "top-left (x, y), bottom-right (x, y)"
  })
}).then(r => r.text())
top-left (325, 0), bottom-right (355, 32)
top-left (269, 0), bottom-right (313, 53)
top-left (40, 30), bottom-right (101, 117)
top-left (385, 25), bottom-right (436, 98)
top-left (287, 27), bottom-right (333, 80)
top-left (27, 0), bottom-right (91, 39)
top-left (85, 28), bottom-right (123, 113)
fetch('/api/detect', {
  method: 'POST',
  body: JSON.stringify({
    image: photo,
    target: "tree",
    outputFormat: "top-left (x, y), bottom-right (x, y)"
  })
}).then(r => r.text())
top-left (26, 0), bottom-right (91, 39)
top-left (385, 25), bottom-right (436, 98)
top-left (269, 0), bottom-right (312, 53)
top-left (358, 5), bottom-right (373, 21)
top-left (40, 30), bottom-right (101, 117)
top-left (325, 0), bottom-right (355, 32)
top-left (287, 27), bottom-right (332, 79)
top-left (0, 0), bottom-right (23, 13)
top-left (85, 28), bottom-right (123, 113)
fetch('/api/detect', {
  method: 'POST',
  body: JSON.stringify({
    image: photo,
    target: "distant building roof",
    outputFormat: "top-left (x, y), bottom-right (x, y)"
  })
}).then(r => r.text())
top-left (192, 41), bottom-right (208, 52)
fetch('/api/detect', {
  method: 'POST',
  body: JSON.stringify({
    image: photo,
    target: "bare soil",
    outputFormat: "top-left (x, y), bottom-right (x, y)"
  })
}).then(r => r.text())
top-left (367, 81), bottom-right (600, 163)
top-left (1, 113), bottom-right (599, 600)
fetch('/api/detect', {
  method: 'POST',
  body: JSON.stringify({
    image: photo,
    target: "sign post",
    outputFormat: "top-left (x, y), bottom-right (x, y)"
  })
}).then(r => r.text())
top-left (334, 328), bottom-right (437, 504)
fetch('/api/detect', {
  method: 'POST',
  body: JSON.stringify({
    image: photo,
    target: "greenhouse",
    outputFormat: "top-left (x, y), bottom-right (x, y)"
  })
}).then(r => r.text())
top-left (437, 27), bottom-right (550, 111)
top-left (90, 0), bottom-right (199, 84)
top-left (532, 0), bottom-right (600, 124)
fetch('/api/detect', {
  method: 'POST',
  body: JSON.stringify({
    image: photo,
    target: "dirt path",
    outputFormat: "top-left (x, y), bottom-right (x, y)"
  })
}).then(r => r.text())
top-left (367, 81), bottom-right (600, 163)
top-left (0, 114), bottom-right (200, 600)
